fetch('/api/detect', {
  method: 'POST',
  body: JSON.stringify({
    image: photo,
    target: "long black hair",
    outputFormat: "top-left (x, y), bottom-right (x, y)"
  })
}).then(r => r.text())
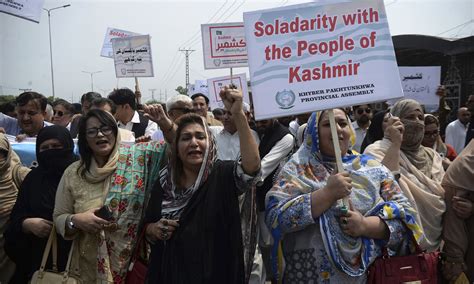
top-left (77, 109), bottom-right (118, 178)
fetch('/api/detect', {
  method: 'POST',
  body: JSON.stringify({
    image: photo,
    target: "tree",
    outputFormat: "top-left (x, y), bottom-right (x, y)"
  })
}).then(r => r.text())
top-left (0, 95), bottom-right (16, 104)
top-left (175, 86), bottom-right (188, 96)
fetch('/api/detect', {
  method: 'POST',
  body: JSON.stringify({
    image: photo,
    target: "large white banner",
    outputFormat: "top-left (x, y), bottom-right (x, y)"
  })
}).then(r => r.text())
top-left (243, 0), bottom-right (403, 120)
top-left (101, 27), bottom-right (141, 58)
top-left (112, 35), bottom-right (154, 78)
top-left (399, 66), bottom-right (441, 106)
top-left (0, 0), bottom-right (45, 23)
top-left (201, 22), bottom-right (248, 69)
top-left (207, 73), bottom-right (250, 110)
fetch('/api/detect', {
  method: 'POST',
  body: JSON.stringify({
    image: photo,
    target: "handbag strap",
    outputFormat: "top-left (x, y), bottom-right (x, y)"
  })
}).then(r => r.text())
top-left (38, 224), bottom-right (58, 272)
top-left (62, 238), bottom-right (76, 278)
top-left (128, 224), bottom-right (148, 271)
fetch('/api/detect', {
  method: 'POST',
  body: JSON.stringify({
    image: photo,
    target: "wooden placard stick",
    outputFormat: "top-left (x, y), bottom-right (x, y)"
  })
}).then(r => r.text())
top-left (328, 108), bottom-right (349, 209)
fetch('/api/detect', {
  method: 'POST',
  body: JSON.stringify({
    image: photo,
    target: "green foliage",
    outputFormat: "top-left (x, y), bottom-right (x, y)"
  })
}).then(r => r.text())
top-left (145, 99), bottom-right (161, 105)
top-left (0, 95), bottom-right (16, 104)
top-left (175, 86), bottom-right (188, 96)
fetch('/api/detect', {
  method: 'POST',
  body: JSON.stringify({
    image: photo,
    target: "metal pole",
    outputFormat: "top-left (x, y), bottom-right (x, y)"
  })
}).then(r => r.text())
top-left (43, 4), bottom-right (70, 99)
top-left (90, 73), bottom-right (94, 91)
top-left (47, 10), bottom-right (55, 98)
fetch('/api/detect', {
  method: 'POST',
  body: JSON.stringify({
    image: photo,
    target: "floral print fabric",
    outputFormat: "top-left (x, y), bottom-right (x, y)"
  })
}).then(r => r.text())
top-left (97, 141), bottom-right (166, 283)
top-left (265, 112), bottom-right (423, 283)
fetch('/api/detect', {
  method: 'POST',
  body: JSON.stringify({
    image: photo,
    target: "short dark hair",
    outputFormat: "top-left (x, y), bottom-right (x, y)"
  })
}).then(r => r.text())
top-left (0, 101), bottom-right (16, 114)
top-left (108, 88), bottom-right (137, 110)
top-left (72, 103), bottom-right (82, 114)
top-left (16, 92), bottom-right (47, 112)
top-left (191, 93), bottom-right (209, 105)
top-left (81, 92), bottom-right (102, 104)
top-left (91, 98), bottom-right (117, 115)
top-left (212, 108), bottom-right (225, 116)
top-left (77, 109), bottom-right (118, 178)
top-left (52, 99), bottom-right (75, 114)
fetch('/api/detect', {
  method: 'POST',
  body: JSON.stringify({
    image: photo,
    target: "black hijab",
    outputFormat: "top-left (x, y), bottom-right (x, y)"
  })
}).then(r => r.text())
top-left (36, 125), bottom-right (76, 176)
top-left (5, 125), bottom-right (77, 281)
top-left (360, 109), bottom-right (389, 153)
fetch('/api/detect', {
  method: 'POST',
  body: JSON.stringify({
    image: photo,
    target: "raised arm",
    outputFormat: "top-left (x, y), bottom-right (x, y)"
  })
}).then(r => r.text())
top-left (143, 104), bottom-right (176, 143)
top-left (219, 86), bottom-right (260, 175)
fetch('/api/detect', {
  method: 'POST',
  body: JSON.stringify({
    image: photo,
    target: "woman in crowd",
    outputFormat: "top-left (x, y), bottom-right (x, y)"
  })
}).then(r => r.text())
top-left (422, 114), bottom-right (457, 169)
top-left (442, 140), bottom-right (474, 282)
top-left (53, 108), bottom-right (171, 283)
top-left (144, 87), bottom-right (261, 284)
top-left (5, 125), bottom-right (76, 282)
top-left (364, 99), bottom-right (446, 252)
top-left (0, 133), bottom-right (30, 283)
top-left (52, 99), bottom-right (75, 128)
top-left (266, 109), bottom-right (422, 283)
top-left (360, 109), bottom-right (390, 153)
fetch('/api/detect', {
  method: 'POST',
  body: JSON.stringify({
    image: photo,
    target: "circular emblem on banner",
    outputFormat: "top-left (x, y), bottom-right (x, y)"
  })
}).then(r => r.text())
top-left (275, 89), bottom-right (296, 109)
top-left (213, 59), bottom-right (221, 67)
top-left (121, 68), bottom-right (127, 75)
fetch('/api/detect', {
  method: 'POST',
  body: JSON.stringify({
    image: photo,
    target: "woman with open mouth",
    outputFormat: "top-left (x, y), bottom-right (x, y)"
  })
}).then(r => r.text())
top-left (144, 86), bottom-right (261, 284)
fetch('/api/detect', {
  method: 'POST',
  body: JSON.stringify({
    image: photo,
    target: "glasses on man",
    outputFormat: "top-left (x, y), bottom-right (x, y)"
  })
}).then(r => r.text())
top-left (356, 108), bottom-right (371, 115)
top-left (424, 130), bottom-right (439, 137)
top-left (53, 110), bottom-right (70, 117)
top-left (86, 125), bottom-right (113, 138)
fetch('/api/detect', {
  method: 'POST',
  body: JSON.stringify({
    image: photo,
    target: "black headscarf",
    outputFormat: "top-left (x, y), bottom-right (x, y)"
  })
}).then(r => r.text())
top-left (5, 125), bottom-right (76, 281)
top-left (360, 109), bottom-right (389, 153)
top-left (36, 125), bottom-right (76, 176)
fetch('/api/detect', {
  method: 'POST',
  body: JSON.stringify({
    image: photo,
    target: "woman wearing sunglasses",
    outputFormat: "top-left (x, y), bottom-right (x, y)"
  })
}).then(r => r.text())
top-left (52, 99), bottom-right (75, 129)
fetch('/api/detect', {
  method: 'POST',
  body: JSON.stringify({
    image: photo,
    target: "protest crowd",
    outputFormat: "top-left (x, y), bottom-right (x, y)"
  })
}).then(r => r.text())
top-left (0, 84), bottom-right (472, 284)
top-left (1, 1), bottom-right (474, 284)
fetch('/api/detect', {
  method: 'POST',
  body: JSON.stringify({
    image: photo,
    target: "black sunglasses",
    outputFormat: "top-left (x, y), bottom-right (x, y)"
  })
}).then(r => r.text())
top-left (356, 108), bottom-right (371, 115)
top-left (54, 110), bottom-right (70, 117)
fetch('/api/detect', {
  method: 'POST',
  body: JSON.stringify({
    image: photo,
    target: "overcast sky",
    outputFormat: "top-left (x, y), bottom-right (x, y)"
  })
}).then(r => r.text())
top-left (1, 0), bottom-right (473, 102)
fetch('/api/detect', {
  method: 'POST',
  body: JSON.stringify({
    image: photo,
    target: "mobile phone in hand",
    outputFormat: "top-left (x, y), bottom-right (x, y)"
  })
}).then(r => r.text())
top-left (95, 205), bottom-right (113, 221)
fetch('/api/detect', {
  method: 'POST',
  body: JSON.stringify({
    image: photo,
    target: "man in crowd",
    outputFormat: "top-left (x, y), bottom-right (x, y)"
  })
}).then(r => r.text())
top-left (212, 108), bottom-right (225, 123)
top-left (109, 88), bottom-right (157, 138)
top-left (69, 91), bottom-right (102, 138)
top-left (255, 118), bottom-right (294, 282)
top-left (210, 103), bottom-right (259, 160)
top-left (351, 104), bottom-right (372, 152)
top-left (445, 106), bottom-right (471, 154)
top-left (15, 91), bottom-right (52, 137)
top-left (465, 95), bottom-right (474, 146)
top-left (288, 112), bottom-right (311, 136)
top-left (150, 95), bottom-right (194, 141)
top-left (191, 93), bottom-right (222, 126)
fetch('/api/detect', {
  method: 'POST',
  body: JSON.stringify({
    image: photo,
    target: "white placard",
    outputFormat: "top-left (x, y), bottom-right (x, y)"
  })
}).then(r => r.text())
top-left (243, 0), bottom-right (403, 120)
top-left (0, 0), bottom-right (45, 23)
top-left (201, 22), bottom-right (248, 69)
top-left (193, 80), bottom-right (209, 96)
top-left (101, 27), bottom-right (141, 58)
top-left (207, 73), bottom-right (249, 110)
top-left (112, 35), bottom-right (154, 78)
top-left (187, 84), bottom-right (195, 96)
top-left (398, 66), bottom-right (441, 106)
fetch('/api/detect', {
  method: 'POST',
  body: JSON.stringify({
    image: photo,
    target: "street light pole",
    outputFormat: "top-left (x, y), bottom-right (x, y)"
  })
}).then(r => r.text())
top-left (82, 71), bottom-right (102, 92)
top-left (43, 4), bottom-right (70, 99)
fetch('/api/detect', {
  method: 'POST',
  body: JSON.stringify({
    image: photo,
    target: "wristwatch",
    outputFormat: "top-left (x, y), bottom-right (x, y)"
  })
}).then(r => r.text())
top-left (67, 215), bottom-right (76, 230)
